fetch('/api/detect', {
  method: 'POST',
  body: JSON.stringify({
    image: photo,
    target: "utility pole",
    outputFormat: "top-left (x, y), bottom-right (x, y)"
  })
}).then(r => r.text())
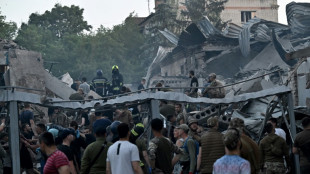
top-left (148, 0), bottom-right (151, 14)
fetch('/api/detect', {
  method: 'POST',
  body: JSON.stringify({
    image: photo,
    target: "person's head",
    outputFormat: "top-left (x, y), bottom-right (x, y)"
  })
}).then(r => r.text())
top-left (189, 70), bottom-right (194, 78)
top-left (141, 78), bottom-right (146, 85)
top-left (59, 128), bottom-right (76, 143)
top-left (228, 118), bottom-right (245, 134)
top-left (173, 127), bottom-right (180, 139)
top-left (208, 73), bottom-right (216, 82)
top-left (36, 123), bottom-right (46, 135)
top-left (175, 103), bottom-right (182, 113)
top-left (70, 121), bottom-right (79, 130)
top-left (93, 119), bottom-right (112, 137)
top-left (265, 122), bottom-right (274, 134)
top-left (151, 118), bottom-right (163, 133)
top-left (302, 117), bottom-right (310, 129)
top-left (24, 103), bottom-right (31, 109)
top-left (176, 124), bottom-right (189, 137)
top-left (39, 132), bottom-right (56, 153)
top-left (188, 118), bottom-right (198, 131)
top-left (82, 77), bottom-right (87, 83)
top-left (207, 116), bottom-right (219, 128)
top-left (78, 88), bottom-right (84, 95)
top-left (167, 115), bottom-right (176, 123)
top-left (224, 128), bottom-right (241, 151)
top-left (117, 123), bottom-right (130, 139)
top-left (112, 65), bottom-right (119, 74)
top-left (22, 124), bottom-right (31, 132)
top-left (96, 69), bottom-right (103, 77)
top-left (267, 117), bottom-right (277, 128)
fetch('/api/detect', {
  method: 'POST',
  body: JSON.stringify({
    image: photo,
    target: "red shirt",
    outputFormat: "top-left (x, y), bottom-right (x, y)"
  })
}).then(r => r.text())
top-left (44, 150), bottom-right (69, 174)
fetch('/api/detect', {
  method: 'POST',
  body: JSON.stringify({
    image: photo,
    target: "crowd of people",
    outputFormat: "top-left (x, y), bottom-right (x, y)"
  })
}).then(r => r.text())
top-left (0, 68), bottom-right (308, 174)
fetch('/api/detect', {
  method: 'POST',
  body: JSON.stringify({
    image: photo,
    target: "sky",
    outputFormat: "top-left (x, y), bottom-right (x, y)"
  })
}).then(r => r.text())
top-left (0, 0), bottom-right (309, 30)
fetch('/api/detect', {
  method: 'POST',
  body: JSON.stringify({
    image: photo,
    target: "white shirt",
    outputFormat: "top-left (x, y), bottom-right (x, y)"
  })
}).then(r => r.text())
top-left (275, 128), bottom-right (286, 141)
top-left (107, 140), bottom-right (140, 174)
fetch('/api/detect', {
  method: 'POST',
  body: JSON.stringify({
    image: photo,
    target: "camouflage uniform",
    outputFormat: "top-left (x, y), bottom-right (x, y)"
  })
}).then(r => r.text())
top-left (264, 162), bottom-right (286, 174)
top-left (203, 80), bottom-right (225, 98)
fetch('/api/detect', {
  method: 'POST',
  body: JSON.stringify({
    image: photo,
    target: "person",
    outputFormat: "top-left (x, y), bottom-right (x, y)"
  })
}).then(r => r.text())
top-left (229, 118), bottom-right (260, 174)
top-left (198, 116), bottom-right (225, 174)
top-left (106, 121), bottom-right (121, 143)
top-left (0, 142), bottom-right (6, 174)
top-left (69, 88), bottom-right (84, 100)
top-left (213, 128), bottom-right (251, 174)
top-left (80, 109), bottom-right (90, 128)
top-left (175, 103), bottom-right (186, 125)
top-left (49, 108), bottom-right (69, 128)
top-left (111, 65), bottom-right (123, 95)
top-left (148, 118), bottom-right (182, 174)
top-left (39, 132), bottom-right (70, 174)
top-left (159, 101), bottom-right (175, 119)
top-left (19, 103), bottom-right (37, 136)
top-left (259, 123), bottom-right (290, 174)
top-left (0, 132), bottom-right (11, 174)
top-left (267, 117), bottom-right (286, 141)
top-left (129, 123), bottom-right (151, 174)
top-left (69, 121), bottom-right (87, 170)
top-left (202, 73), bottom-right (225, 98)
top-left (92, 69), bottom-right (108, 97)
top-left (138, 78), bottom-right (146, 91)
top-left (21, 123), bottom-right (34, 140)
top-left (173, 127), bottom-right (183, 174)
top-left (293, 116), bottom-right (310, 174)
top-left (187, 118), bottom-right (202, 144)
top-left (58, 128), bottom-right (77, 174)
top-left (79, 77), bottom-right (90, 96)
top-left (188, 70), bottom-right (198, 98)
top-left (81, 119), bottom-right (112, 174)
top-left (106, 123), bottom-right (143, 174)
top-left (71, 80), bottom-right (81, 91)
top-left (177, 124), bottom-right (197, 174)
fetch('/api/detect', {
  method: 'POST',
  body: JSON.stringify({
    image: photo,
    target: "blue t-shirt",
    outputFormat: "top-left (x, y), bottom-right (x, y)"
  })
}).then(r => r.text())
top-left (20, 110), bottom-right (34, 125)
top-left (213, 155), bottom-right (250, 174)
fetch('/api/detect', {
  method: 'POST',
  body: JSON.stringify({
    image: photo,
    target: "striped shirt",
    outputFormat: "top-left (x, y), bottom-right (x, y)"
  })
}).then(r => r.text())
top-left (44, 150), bottom-right (69, 174)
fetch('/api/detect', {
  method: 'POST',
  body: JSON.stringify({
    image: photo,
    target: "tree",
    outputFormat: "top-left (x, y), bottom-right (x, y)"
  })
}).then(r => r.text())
top-left (26, 4), bottom-right (91, 38)
top-left (183, 0), bottom-right (228, 29)
top-left (0, 11), bottom-right (17, 39)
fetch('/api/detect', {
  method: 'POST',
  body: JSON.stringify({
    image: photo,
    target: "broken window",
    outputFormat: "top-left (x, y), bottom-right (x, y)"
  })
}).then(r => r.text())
top-left (241, 11), bottom-right (256, 23)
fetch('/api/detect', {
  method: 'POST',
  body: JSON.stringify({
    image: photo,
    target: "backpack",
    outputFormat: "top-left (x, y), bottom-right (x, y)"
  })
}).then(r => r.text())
top-left (183, 137), bottom-right (199, 159)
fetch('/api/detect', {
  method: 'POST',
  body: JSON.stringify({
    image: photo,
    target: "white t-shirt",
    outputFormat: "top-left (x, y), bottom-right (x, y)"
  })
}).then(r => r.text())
top-left (275, 128), bottom-right (286, 141)
top-left (107, 140), bottom-right (140, 174)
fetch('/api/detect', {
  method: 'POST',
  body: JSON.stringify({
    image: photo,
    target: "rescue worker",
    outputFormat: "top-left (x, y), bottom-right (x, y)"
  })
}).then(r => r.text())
top-left (202, 73), bottom-right (225, 98)
top-left (111, 65), bottom-right (123, 95)
top-left (92, 69), bottom-right (108, 97)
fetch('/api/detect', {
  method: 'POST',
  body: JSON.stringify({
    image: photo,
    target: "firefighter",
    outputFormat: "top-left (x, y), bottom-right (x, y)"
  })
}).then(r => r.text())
top-left (92, 69), bottom-right (108, 97)
top-left (111, 65), bottom-right (123, 95)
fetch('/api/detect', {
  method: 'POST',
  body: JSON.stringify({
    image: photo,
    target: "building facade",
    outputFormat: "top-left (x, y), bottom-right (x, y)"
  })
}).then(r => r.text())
top-left (221, 0), bottom-right (279, 26)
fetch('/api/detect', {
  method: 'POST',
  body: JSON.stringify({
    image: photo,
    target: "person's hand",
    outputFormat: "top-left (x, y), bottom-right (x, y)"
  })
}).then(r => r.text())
top-left (1, 119), bottom-right (5, 124)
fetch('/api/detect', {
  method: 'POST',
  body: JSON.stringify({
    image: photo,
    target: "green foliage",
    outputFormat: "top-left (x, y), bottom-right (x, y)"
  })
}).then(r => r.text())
top-left (16, 4), bottom-right (146, 84)
top-left (0, 11), bottom-right (17, 39)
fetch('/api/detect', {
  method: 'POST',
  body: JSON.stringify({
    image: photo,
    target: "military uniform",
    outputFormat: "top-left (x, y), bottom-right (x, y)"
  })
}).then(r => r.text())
top-left (49, 113), bottom-right (69, 128)
top-left (202, 80), bottom-right (225, 98)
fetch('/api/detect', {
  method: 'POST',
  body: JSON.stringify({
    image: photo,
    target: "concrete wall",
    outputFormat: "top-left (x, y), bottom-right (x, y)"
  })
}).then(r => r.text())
top-left (221, 0), bottom-right (278, 26)
top-left (161, 58), bottom-right (186, 76)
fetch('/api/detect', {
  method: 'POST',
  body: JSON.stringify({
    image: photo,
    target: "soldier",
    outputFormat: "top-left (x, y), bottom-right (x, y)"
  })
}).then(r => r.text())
top-left (187, 118), bottom-right (202, 144)
top-left (202, 73), bottom-right (225, 99)
top-left (175, 103), bottom-right (187, 125)
top-left (49, 108), bottom-right (69, 128)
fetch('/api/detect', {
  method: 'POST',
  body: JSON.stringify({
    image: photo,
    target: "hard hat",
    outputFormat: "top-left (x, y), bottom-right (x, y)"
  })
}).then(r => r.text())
top-left (112, 65), bottom-right (119, 70)
top-left (96, 69), bottom-right (103, 76)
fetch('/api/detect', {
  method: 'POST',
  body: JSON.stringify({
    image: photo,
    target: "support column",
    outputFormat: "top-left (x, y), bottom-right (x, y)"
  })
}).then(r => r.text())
top-left (288, 93), bottom-right (300, 174)
top-left (147, 100), bottom-right (161, 143)
top-left (9, 101), bottom-right (20, 174)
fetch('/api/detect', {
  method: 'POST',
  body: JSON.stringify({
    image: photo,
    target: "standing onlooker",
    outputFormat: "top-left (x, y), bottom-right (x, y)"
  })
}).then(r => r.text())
top-left (138, 78), bottom-right (146, 91)
top-left (148, 118), bottom-right (182, 174)
top-left (81, 119), bottom-right (111, 174)
top-left (39, 132), bottom-right (70, 174)
top-left (198, 116), bottom-right (225, 174)
top-left (259, 123), bottom-right (290, 174)
top-left (213, 128), bottom-right (251, 174)
top-left (79, 77), bottom-right (90, 96)
top-left (293, 116), bottom-right (310, 174)
top-left (58, 129), bottom-right (77, 174)
top-left (173, 127), bottom-right (183, 174)
top-left (229, 118), bottom-right (260, 174)
top-left (69, 121), bottom-right (87, 170)
top-left (177, 124), bottom-right (197, 174)
top-left (175, 103), bottom-right (186, 125)
top-left (19, 103), bottom-right (37, 136)
top-left (268, 118), bottom-right (286, 141)
top-left (80, 110), bottom-right (90, 128)
top-left (188, 118), bottom-right (202, 144)
top-left (106, 123), bottom-right (143, 174)
top-left (188, 70), bottom-right (198, 98)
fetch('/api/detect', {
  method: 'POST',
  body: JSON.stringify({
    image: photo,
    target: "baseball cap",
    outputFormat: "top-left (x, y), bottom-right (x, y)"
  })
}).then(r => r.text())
top-left (176, 124), bottom-right (189, 132)
top-left (207, 116), bottom-right (218, 127)
top-left (59, 128), bottom-right (76, 140)
top-left (93, 119), bottom-right (112, 135)
top-left (188, 117), bottom-right (198, 126)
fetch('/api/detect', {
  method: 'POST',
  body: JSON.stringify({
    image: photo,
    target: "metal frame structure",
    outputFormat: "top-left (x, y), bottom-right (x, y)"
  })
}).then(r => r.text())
top-left (0, 85), bottom-right (301, 174)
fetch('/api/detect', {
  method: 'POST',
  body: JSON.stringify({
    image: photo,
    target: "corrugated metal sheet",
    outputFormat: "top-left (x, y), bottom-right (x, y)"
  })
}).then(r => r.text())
top-left (159, 29), bottom-right (179, 46)
top-left (286, 2), bottom-right (310, 36)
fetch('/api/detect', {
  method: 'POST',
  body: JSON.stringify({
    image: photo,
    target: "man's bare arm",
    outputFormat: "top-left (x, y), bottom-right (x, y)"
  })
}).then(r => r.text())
top-left (58, 165), bottom-right (70, 174)
top-left (30, 119), bottom-right (38, 136)
top-left (106, 161), bottom-right (111, 174)
top-left (131, 161), bottom-right (143, 174)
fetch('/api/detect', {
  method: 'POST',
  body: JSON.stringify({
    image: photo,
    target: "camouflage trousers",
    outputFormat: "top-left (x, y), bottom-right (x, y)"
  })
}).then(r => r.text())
top-left (264, 162), bottom-right (286, 174)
